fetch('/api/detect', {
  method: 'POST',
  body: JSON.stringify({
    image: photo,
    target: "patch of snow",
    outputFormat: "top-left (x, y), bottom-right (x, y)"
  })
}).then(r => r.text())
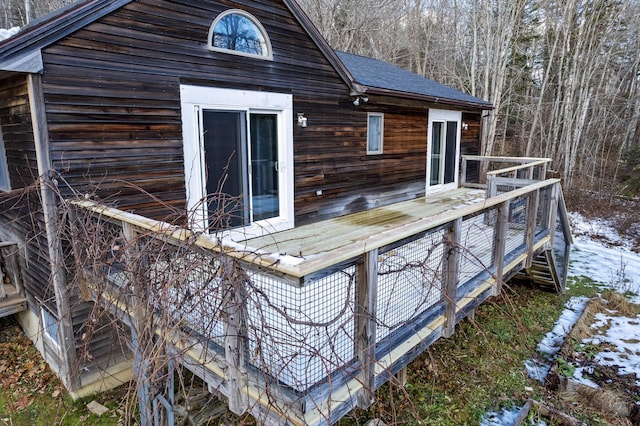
top-left (525, 296), bottom-right (589, 382)
top-left (480, 406), bottom-right (521, 426)
top-left (0, 27), bottom-right (19, 42)
top-left (584, 312), bottom-right (640, 381)
top-left (568, 212), bottom-right (640, 303)
top-left (572, 366), bottom-right (600, 389)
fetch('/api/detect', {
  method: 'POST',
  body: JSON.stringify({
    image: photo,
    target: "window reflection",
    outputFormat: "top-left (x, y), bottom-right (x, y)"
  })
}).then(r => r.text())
top-left (211, 12), bottom-right (269, 57)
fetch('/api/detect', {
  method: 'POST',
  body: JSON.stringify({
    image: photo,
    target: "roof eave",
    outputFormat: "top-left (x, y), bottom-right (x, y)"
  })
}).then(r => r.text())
top-left (365, 86), bottom-right (494, 110)
top-left (0, 0), bottom-right (132, 72)
top-left (0, 49), bottom-right (43, 73)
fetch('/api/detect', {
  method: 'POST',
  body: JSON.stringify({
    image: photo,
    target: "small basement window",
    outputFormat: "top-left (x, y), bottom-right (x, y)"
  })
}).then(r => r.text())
top-left (0, 127), bottom-right (10, 191)
top-left (208, 9), bottom-right (273, 60)
top-left (367, 113), bottom-right (384, 154)
top-left (41, 306), bottom-right (61, 349)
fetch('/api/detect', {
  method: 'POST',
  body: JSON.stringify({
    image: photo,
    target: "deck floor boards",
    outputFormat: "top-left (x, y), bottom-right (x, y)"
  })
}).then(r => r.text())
top-left (243, 188), bottom-right (486, 259)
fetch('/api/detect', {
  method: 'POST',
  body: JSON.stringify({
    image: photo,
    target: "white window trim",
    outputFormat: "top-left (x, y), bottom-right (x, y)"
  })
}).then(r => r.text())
top-left (207, 9), bottom-right (274, 61)
top-left (180, 85), bottom-right (294, 240)
top-left (41, 306), bottom-right (61, 350)
top-left (0, 127), bottom-right (10, 192)
top-left (426, 109), bottom-right (462, 193)
top-left (367, 112), bottom-right (384, 155)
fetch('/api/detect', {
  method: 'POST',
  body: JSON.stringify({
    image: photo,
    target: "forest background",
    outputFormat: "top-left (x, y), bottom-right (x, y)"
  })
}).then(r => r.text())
top-left (2, 0), bottom-right (640, 214)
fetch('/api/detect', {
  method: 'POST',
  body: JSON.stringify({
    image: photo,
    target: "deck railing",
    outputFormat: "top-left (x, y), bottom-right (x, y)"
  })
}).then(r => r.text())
top-left (0, 242), bottom-right (26, 318)
top-left (461, 155), bottom-right (553, 198)
top-left (69, 176), bottom-right (569, 425)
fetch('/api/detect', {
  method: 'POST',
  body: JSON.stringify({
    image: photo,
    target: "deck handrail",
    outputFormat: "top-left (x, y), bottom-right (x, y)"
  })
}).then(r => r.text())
top-left (460, 155), bottom-right (552, 190)
top-left (71, 178), bottom-right (561, 281)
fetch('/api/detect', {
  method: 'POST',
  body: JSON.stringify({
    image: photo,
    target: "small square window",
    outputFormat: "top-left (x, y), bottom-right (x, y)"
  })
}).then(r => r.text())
top-left (0, 128), bottom-right (10, 191)
top-left (367, 113), bottom-right (384, 155)
top-left (41, 306), bottom-right (61, 348)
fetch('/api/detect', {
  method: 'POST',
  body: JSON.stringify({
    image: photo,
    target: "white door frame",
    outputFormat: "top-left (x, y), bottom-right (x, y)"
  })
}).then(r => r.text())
top-left (426, 109), bottom-right (462, 193)
top-left (180, 85), bottom-right (294, 239)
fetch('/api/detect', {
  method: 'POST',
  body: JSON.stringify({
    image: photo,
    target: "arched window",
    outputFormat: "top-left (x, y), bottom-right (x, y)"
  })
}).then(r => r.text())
top-left (208, 10), bottom-right (272, 60)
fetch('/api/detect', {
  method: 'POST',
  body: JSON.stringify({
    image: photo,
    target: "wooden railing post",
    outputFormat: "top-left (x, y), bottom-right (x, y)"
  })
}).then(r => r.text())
top-left (222, 255), bottom-right (249, 415)
top-left (460, 157), bottom-right (468, 187)
top-left (486, 174), bottom-right (497, 198)
top-left (525, 189), bottom-right (540, 269)
top-left (356, 248), bottom-right (378, 409)
top-left (547, 183), bottom-right (559, 249)
top-left (492, 201), bottom-right (509, 296)
top-left (121, 222), bottom-right (153, 426)
top-left (443, 218), bottom-right (461, 338)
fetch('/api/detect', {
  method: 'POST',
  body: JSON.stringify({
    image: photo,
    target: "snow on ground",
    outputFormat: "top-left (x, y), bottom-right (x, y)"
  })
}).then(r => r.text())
top-left (482, 213), bottom-right (640, 425)
top-left (524, 296), bottom-right (589, 382)
top-left (569, 212), bottom-right (640, 303)
top-left (0, 27), bottom-right (19, 42)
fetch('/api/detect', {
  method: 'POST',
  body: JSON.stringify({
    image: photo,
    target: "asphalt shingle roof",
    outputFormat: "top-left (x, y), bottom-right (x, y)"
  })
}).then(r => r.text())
top-left (336, 51), bottom-right (492, 108)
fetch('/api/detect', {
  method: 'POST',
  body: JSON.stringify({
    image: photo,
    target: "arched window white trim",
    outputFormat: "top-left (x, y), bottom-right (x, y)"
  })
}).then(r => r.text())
top-left (208, 9), bottom-right (273, 60)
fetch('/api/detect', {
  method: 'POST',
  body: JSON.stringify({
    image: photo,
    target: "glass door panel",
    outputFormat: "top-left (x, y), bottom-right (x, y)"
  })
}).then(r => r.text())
top-left (202, 110), bottom-right (249, 229)
top-left (250, 113), bottom-right (279, 221)
top-left (430, 121), bottom-right (444, 185)
top-left (444, 121), bottom-right (458, 184)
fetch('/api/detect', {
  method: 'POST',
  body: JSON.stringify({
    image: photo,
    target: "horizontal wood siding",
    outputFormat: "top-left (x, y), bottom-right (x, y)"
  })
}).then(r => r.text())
top-left (462, 112), bottom-right (482, 181)
top-left (0, 193), bottom-right (56, 312)
top-left (40, 0), bottom-right (347, 222)
top-left (0, 75), bottom-right (56, 315)
top-left (0, 75), bottom-right (37, 189)
top-left (294, 102), bottom-right (429, 223)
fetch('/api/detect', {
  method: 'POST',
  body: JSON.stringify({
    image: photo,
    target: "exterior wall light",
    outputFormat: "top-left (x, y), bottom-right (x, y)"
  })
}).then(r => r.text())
top-left (297, 113), bottom-right (307, 127)
top-left (353, 96), bottom-right (368, 106)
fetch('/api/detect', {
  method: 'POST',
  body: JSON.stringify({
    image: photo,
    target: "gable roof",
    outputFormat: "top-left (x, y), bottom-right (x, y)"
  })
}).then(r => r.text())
top-left (336, 51), bottom-right (492, 109)
top-left (0, 0), bottom-right (131, 74)
top-left (0, 0), bottom-right (491, 109)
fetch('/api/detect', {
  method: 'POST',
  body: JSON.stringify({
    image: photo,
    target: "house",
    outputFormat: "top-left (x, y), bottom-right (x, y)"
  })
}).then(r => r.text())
top-left (0, 0), bottom-right (570, 424)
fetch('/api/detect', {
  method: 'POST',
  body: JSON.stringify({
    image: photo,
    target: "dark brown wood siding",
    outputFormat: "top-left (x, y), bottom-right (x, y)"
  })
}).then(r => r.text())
top-left (37, 0), bottom-right (485, 225)
top-left (294, 100), bottom-right (430, 223)
top-left (462, 111), bottom-right (482, 182)
top-left (0, 74), bottom-right (37, 189)
top-left (40, 0), bottom-right (348, 222)
top-left (0, 74), bottom-right (56, 315)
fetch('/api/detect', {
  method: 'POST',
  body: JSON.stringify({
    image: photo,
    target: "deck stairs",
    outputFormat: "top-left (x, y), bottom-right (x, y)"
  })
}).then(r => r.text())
top-left (516, 250), bottom-right (561, 292)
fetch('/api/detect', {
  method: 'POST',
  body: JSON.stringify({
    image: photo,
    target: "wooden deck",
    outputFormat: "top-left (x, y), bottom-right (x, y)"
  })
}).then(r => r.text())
top-left (70, 162), bottom-right (571, 426)
top-left (243, 187), bottom-right (485, 260)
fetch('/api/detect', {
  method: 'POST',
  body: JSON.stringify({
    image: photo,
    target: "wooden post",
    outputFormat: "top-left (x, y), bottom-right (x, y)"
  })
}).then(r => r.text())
top-left (525, 190), bottom-right (540, 269)
top-left (120, 222), bottom-right (153, 426)
top-left (443, 218), bottom-right (461, 338)
top-left (547, 183), bottom-right (559, 249)
top-left (492, 201), bottom-right (509, 296)
top-left (486, 174), bottom-right (496, 199)
top-left (460, 157), bottom-right (468, 187)
top-left (222, 255), bottom-right (248, 415)
top-left (356, 249), bottom-right (378, 409)
top-left (28, 73), bottom-right (80, 390)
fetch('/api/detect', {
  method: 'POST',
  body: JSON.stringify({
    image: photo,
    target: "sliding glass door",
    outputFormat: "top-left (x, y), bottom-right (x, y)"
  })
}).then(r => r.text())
top-left (427, 110), bottom-right (461, 192)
